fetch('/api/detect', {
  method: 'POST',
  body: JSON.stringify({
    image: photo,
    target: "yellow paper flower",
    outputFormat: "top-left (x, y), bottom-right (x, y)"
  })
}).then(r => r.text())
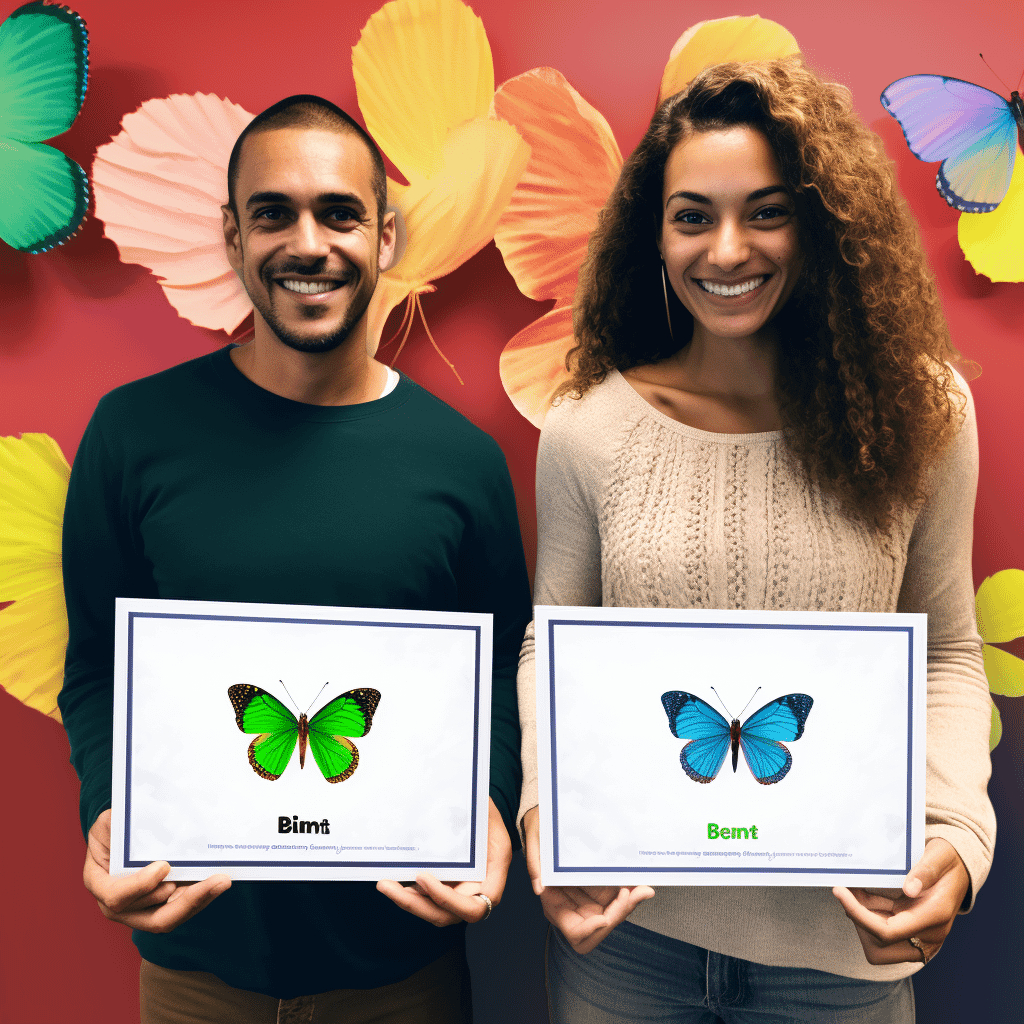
top-left (0, 434), bottom-right (70, 722)
top-left (354, 0), bottom-right (530, 372)
top-left (493, 16), bottom-right (800, 427)
top-left (958, 155), bottom-right (1024, 283)
top-left (976, 569), bottom-right (1024, 750)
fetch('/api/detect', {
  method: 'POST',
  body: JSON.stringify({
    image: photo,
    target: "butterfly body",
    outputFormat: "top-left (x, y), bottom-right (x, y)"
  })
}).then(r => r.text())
top-left (881, 74), bottom-right (1024, 213)
top-left (729, 716), bottom-right (742, 773)
top-left (661, 690), bottom-right (812, 785)
top-left (228, 684), bottom-right (380, 783)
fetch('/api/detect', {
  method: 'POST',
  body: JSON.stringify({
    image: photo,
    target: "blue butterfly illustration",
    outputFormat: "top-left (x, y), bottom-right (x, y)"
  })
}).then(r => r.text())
top-left (881, 74), bottom-right (1024, 213)
top-left (661, 690), bottom-right (813, 785)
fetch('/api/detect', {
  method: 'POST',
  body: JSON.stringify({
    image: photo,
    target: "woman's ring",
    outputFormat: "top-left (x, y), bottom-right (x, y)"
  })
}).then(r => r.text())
top-left (908, 936), bottom-right (930, 964)
top-left (473, 893), bottom-right (493, 920)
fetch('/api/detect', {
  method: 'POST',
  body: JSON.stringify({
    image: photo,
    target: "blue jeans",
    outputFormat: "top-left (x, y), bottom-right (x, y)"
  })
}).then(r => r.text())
top-left (546, 922), bottom-right (915, 1024)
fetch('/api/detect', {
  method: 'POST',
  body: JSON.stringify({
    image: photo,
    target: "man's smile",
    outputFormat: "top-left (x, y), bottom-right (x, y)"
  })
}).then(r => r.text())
top-left (278, 279), bottom-right (342, 295)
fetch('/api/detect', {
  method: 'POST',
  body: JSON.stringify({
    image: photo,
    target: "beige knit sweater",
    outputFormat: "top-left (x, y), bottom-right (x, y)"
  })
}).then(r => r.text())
top-left (518, 368), bottom-right (995, 981)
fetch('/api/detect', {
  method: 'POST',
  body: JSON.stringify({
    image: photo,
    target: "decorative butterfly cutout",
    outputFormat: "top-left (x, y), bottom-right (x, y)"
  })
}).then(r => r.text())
top-left (661, 690), bottom-right (813, 785)
top-left (881, 74), bottom-right (1024, 213)
top-left (228, 683), bottom-right (381, 783)
top-left (0, 1), bottom-right (89, 253)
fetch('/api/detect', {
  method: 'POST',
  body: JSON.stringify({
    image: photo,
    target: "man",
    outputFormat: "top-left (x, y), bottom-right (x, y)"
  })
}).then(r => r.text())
top-left (59, 95), bottom-right (531, 1022)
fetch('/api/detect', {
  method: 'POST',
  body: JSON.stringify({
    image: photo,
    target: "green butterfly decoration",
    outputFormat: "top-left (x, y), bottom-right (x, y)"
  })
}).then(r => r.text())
top-left (228, 683), bottom-right (381, 783)
top-left (0, 1), bottom-right (89, 253)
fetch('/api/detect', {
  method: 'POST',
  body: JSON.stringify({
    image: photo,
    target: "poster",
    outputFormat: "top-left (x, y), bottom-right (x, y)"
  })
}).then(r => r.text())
top-left (536, 606), bottom-right (926, 886)
top-left (111, 597), bottom-right (492, 881)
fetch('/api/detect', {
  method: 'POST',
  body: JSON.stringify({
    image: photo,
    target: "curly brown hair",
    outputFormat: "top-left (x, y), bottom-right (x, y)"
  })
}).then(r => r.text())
top-left (562, 57), bottom-right (963, 530)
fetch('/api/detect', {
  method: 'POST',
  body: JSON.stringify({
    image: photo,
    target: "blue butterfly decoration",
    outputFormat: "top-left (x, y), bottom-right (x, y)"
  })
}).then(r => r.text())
top-left (661, 690), bottom-right (813, 785)
top-left (881, 74), bottom-right (1024, 213)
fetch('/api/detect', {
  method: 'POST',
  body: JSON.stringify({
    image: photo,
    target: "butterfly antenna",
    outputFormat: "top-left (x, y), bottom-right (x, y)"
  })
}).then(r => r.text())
top-left (978, 53), bottom-right (1013, 93)
top-left (302, 681), bottom-right (331, 715)
top-left (735, 687), bottom-right (763, 720)
top-left (709, 686), bottom-right (735, 720)
top-left (278, 680), bottom-right (302, 715)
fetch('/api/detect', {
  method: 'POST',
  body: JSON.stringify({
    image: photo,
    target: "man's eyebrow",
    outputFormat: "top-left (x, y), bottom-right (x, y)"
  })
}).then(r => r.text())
top-left (244, 191), bottom-right (368, 214)
top-left (245, 191), bottom-right (291, 209)
top-left (666, 185), bottom-right (791, 205)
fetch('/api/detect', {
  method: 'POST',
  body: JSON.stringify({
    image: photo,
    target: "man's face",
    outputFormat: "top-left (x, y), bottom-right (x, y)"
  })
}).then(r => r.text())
top-left (223, 127), bottom-right (394, 354)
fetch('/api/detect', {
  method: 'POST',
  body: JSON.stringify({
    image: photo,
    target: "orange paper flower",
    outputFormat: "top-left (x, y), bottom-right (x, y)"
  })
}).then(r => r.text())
top-left (494, 16), bottom-right (800, 427)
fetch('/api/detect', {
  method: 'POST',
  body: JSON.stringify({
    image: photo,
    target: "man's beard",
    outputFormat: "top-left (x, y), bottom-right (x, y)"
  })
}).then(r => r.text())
top-left (251, 259), bottom-right (376, 354)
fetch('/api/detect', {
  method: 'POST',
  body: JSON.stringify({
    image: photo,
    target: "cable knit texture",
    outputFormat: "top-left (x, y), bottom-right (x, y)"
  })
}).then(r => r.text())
top-left (518, 368), bottom-right (995, 982)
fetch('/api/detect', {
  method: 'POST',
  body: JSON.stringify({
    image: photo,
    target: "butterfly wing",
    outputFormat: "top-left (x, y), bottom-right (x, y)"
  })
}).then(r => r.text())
top-left (738, 693), bottom-right (813, 785)
top-left (227, 683), bottom-right (298, 781)
top-left (881, 75), bottom-right (1017, 212)
top-left (661, 691), bottom-right (732, 783)
top-left (307, 688), bottom-right (381, 783)
top-left (0, 2), bottom-right (90, 251)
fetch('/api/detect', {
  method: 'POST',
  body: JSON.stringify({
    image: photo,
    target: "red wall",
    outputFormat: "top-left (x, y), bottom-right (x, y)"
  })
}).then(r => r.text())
top-left (2, 2), bottom-right (1021, 1021)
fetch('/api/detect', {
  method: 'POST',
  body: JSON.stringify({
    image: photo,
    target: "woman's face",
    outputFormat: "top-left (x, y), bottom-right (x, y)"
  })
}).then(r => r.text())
top-left (659, 125), bottom-right (804, 347)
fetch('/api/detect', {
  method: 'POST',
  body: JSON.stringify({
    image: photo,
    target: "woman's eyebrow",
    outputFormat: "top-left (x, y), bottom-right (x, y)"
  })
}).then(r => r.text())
top-left (665, 185), bottom-right (791, 205)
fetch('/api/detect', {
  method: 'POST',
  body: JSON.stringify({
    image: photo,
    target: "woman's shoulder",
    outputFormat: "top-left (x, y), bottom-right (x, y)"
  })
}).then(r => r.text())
top-left (542, 371), bottom-right (636, 436)
top-left (537, 373), bottom-right (634, 489)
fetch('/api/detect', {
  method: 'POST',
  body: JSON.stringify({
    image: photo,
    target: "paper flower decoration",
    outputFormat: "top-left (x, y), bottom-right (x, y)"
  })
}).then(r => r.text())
top-left (493, 16), bottom-right (799, 426)
top-left (93, 93), bottom-right (256, 334)
top-left (91, 0), bottom-right (530, 374)
top-left (975, 569), bottom-right (1024, 750)
top-left (958, 156), bottom-right (1024, 282)
top-left (0, 434), bottom-right (70, 722)
top-left (0, 1), bottom-right (89, 253)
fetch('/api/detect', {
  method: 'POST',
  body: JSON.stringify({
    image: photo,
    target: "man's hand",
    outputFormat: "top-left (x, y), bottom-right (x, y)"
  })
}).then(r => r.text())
top-left (84, 809), bottom-right (231, 933)
top-left (833, 837), bottom-right (970, 966)
top-left (523, 806), bottom-right (654, 955)
top-left (376, 798), bottom-right (513, 926)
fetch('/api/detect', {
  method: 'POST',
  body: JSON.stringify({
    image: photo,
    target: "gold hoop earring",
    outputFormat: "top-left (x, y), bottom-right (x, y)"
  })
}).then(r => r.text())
top-left (661, 260), bottom-right (674, 343)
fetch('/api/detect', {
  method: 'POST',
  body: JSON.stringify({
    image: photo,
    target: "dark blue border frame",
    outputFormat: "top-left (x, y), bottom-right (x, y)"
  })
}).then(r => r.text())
top-left (122, 610), bottom-right (483, 871)
top-left (546, 618), bottom-right (918, 877)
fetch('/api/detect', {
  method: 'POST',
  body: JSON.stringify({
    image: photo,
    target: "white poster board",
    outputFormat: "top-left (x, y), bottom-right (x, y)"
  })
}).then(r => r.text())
top-left (536, 606), bottom-right (926, 886)
top-left (112, 598), bottom-right (492, 881)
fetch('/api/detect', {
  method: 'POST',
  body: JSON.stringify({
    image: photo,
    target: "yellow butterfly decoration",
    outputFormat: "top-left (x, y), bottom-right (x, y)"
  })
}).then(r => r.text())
top-left (92, 0), bottom-right (530, 375)
top-left (975, 569), bottom-right (1024, 750)
top-left (492, 15), bottom-right (800, 427)
top-left (0, 434), bottom-right (69, 721)
top-left (354, 0), bottom-right (529, 376)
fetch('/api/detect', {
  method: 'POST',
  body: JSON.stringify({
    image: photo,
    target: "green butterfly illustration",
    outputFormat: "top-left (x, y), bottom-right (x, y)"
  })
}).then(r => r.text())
top-left (0, 1), bottom-right (90, 253)
top-left (228, 683), bottom-right (381, 783)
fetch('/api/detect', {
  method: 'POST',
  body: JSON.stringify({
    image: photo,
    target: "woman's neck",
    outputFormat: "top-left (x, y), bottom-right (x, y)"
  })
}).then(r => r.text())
top-left (622, 328), bottom-right (781, 433)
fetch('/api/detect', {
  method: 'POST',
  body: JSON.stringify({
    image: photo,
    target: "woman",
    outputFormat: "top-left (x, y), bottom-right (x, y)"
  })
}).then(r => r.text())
top-left (517, 58), bottom-right (994, 1023)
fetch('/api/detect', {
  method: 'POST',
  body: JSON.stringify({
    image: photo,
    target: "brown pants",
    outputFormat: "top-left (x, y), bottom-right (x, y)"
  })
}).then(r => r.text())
top-left (139, 945), bottom-right (473, 1024)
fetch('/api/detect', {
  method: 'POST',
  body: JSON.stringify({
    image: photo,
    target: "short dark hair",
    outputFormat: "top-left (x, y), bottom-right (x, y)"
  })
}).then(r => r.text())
top-left (226, 94), bottom-right (387, 225)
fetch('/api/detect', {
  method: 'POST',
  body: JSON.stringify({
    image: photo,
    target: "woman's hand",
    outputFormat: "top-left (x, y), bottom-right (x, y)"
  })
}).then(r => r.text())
top-left (84, 809), bottom-right (231, 933)
top-left (523, 806), bottom-right (654, 955)
top-left (376, 798), bottom-right (512, 926)
top-left (833, 837), bottom-right (970, 966)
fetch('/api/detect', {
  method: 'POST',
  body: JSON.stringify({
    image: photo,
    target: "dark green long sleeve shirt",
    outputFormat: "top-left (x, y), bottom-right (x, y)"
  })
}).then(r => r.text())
top-left (59, 348), bottom-right (531, 997)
